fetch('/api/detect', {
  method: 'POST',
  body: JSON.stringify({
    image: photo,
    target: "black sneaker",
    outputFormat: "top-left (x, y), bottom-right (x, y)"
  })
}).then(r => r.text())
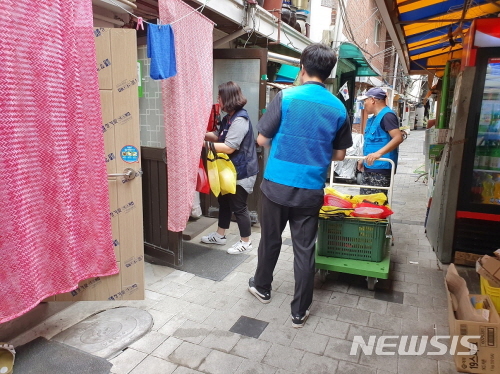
top-left (248, 277), bottom-right (271, 304)
top-left (291, 310), bottom-right (310, 328)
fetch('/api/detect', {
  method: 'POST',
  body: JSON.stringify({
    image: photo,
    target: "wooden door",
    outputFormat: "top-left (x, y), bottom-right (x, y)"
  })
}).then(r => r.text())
top-left (52, 28), bottom-right (144, 301)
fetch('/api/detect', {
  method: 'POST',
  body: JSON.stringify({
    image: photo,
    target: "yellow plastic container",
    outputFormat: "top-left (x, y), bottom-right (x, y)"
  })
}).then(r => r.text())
top-left (480, 276), bottom-right (500, 313)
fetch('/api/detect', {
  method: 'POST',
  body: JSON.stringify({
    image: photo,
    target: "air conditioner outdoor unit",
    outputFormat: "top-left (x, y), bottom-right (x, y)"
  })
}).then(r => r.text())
top-left (322, 29), bottom-right (335, 46)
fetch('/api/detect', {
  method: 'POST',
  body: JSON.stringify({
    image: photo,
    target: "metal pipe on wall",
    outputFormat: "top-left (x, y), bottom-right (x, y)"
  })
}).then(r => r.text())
top-left (213, 29), bottom-right (247, 48)
top-left (390, 53), bottom-right (399, 107)
top-left (111, 0), bottom-right (138, 9)
top-left (268, 51), bottom-right (300, 66)
top-left (438, 61), bottom-right (451, 129)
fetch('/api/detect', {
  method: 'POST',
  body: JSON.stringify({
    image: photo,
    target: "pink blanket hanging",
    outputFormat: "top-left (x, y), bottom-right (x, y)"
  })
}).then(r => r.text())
top-left (159, 0), bottom-right (215, 232)
top-left (0, 0), bottom-right (118, 323)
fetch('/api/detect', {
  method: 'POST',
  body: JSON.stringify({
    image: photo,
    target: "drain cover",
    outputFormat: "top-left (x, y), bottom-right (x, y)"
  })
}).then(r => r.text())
top-left (52, 307), bottom-right (153, 359)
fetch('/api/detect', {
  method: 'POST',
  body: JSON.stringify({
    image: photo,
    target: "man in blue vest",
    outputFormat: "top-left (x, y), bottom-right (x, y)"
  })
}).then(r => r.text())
top-left (248, 43), bottom-right (353, 328)
top-left (357, 87), bottom-right (403, 194)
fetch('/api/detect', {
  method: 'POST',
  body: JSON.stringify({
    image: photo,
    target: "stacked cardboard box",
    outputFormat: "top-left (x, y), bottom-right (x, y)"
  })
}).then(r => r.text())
top-left (446, 264), bottom-right (500, 373)
top-left (51, 28), bottom-right (143, 302)
top-left (430, 128), bottom-right (450, 144)
top-left (477, 251), bottom-right (500, 288)
top-left (428, 144), bottom-right (445, 159)
top-left (427, 128), bottom-right (449, 160)
top-left (455, 251), bottom-right (483, 267)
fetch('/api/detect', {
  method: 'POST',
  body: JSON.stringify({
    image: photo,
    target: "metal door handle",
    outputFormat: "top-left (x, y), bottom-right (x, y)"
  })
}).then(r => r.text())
top-left (108, 168), bottom-right (137, 180)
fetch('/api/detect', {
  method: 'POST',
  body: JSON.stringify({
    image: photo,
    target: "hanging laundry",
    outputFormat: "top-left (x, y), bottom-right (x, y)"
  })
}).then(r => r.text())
top-left (147, 23), bottom-right (177, 80)
top-left (0, 0), bottom-right (118, 323)
top-left (159, 0), bottom-right (215, 232)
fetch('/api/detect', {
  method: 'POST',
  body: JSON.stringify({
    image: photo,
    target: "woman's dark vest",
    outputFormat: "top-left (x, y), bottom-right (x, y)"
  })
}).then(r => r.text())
top-left (218, 109), bottom-right (259, 180)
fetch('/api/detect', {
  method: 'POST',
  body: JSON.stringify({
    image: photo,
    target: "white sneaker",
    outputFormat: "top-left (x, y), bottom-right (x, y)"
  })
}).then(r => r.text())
top-left (227, 240), bottom-right (252, 255)
top-left (201, 232), bottom-right (227, 245)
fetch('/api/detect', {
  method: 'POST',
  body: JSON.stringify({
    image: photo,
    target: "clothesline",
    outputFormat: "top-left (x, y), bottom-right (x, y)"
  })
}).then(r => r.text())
top-left (108, 0), bottom-right (209, 26)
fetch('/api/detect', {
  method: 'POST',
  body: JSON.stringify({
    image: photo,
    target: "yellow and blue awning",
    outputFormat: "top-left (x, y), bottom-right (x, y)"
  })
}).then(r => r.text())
top-left (378, 0), bottom-right (500, 76)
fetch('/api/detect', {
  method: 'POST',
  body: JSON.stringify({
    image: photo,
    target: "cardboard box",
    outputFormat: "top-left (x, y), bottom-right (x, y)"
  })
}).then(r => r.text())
top-left (53, 28), bottom-right (144, 302)
top-left (477, 255), bottom-right (500, 288)
top-left (429, 159), bottom-right (440, 179)
top-left (430, 128), bottom-right (450, 144)
top-left (429, 144), bottom-right (445, 159)
top-left (446, 284), bottom-right (500, 373)
top-left (455, 251), bottom-right (483, 267)
top-left (94, 27), bottom-right (112, 90)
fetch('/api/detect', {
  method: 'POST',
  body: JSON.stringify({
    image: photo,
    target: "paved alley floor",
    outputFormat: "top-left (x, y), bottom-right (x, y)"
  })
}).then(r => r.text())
top-left (11, 129), bottom-right (462, 374)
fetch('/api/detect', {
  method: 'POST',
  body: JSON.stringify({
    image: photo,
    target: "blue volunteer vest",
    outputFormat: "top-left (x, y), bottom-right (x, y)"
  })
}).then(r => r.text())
top-left (218, 109), bottom-right (259, 180)
top-left (264, 84), bottom-right (347, 189)
top-left (363, 106), bottom-right (398, 170)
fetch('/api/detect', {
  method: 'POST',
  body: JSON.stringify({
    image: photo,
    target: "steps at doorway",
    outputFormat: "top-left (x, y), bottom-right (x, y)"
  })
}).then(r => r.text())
top-left (183, 216), bottom-right (217, 241)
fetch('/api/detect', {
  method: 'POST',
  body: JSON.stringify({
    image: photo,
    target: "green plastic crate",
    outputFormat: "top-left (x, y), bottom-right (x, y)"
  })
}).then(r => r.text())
top-left (317, 218), bottom-right (389, 262)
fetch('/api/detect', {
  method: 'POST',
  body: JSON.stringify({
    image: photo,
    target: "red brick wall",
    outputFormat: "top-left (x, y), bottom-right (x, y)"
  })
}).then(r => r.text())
top-left (342, 0), bottom-right (393, 78)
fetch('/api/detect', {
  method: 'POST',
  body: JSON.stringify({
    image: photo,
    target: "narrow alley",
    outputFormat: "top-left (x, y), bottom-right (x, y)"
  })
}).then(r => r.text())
top-left (7, 129), bottom-right (461, 374)
top-left (5, 2), bottom-right (500, 374)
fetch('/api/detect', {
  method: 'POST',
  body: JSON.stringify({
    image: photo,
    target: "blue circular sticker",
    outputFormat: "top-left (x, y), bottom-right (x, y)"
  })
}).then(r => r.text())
top-left (120, 145), bottom-right (139, 163)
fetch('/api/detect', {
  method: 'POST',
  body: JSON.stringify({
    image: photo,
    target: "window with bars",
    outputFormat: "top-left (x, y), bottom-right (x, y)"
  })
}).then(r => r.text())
top-left (321, 0), bottom-right (335, 8)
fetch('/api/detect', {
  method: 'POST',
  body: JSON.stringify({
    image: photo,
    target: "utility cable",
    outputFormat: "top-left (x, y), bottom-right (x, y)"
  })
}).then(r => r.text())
top-left (108, 0), bottom-right (209, 25)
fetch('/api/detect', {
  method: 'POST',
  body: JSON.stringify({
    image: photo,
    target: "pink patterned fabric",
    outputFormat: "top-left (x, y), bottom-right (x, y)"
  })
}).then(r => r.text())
top-left (0, 0), bottom-right (118, 323)
top-left (159, 0), bottom-right (215, 232)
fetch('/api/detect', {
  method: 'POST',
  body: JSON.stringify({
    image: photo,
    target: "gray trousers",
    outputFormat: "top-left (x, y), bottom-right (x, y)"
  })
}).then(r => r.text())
top-left (254, 192), bottom-right (320, 317)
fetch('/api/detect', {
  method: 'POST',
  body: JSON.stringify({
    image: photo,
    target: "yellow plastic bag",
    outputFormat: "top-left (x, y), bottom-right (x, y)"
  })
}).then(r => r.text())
top-left (216, 154), bottom-right (237, 195)
top-left (319, 206), bottom-right (353, 218)
top-left (207, 148), bottom-right (220, 197)
top-left (352, 192), bottom-right (388, 205)
top-left (324, 187), bottom-right (356, 204)
top-left (207, 142), bottom-right (236, 196)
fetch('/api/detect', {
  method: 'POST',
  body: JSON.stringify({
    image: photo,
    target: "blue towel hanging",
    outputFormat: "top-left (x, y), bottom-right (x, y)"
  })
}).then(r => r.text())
top-left (147, 23), bottom-right (177, 80)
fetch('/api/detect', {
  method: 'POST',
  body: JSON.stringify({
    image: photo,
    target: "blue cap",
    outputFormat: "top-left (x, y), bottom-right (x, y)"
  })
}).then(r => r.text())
top-left (358, 87), bottom-right (387, 101)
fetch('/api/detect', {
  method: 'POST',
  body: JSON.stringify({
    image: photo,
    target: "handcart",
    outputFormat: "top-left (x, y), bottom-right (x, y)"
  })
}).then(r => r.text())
top-left (316, 156), bottom-right (395, 290)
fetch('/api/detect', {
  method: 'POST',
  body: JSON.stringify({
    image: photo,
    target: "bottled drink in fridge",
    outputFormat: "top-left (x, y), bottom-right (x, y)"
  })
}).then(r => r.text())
top-left (490, 147), bottom-right (500, 171)
top-left (482, 174), bottom-right (495, 204)
top-left (494, 176), bottom-right (500, 205)
top-left (478, 146), bottom-right (490, 170)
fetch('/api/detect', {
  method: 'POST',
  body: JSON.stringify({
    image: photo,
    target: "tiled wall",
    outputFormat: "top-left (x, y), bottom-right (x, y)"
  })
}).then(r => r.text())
top-left (138, 45), bottom-right (165, 148)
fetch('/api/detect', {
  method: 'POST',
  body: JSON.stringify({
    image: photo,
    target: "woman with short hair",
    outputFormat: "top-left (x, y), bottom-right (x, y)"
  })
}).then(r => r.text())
top-left (202, 82), bottom-right (259, 255)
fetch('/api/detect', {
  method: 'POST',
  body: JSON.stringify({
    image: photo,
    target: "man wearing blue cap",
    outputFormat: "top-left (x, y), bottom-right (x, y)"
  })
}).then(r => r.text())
top-left (357, 87), bottom-right (403, 194)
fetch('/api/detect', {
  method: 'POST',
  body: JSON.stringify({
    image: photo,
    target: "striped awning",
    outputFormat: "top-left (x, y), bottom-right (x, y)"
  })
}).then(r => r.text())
top-left (376, 0), bottom-right (500, 76)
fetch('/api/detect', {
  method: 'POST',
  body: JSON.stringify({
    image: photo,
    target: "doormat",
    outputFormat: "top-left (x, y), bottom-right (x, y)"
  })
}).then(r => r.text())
top-left (13, 337), bottom-right (112, 374)
top-left (179, 242), bottom-right (249, 281)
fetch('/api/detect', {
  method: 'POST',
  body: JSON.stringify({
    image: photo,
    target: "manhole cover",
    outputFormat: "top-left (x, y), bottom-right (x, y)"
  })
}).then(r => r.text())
top-left (52, 307), bottom-right (152, 359)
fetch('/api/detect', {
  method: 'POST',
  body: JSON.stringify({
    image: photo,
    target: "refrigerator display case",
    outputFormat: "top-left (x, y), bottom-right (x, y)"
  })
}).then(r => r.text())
top-left (456, 48), bottom-right (500, 255)
top-left (427, 19), bottom-right (500, 264)
top-left (470, 58), bottom-right (500, 205)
